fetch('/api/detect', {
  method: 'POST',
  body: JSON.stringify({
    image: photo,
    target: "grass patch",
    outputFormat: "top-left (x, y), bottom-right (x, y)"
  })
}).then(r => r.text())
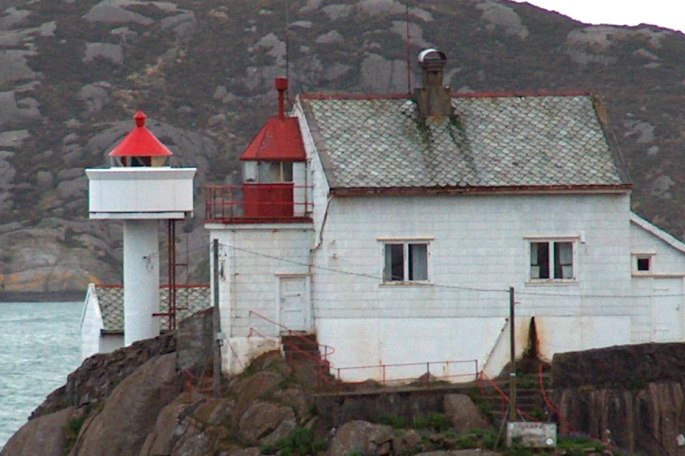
top-left (375, 413), bottom-right (409, 429)
top-left (260, 426), bottom-right (326, 456)
top-left (64, 413), bottom-right (86, 454)
top-left (413, 413), bottom-right (451, 433)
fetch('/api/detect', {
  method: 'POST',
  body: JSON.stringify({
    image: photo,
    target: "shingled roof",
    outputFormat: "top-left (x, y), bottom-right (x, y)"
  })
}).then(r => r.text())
top-left (298, 93), bottom-right (631, 193)
top-left (96, 284), bottom-right (210, 334)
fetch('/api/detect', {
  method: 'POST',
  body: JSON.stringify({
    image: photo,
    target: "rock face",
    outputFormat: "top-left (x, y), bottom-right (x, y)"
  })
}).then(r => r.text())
top-left (552, 343), bottom-right (685, 455)
top-left (31, 333), bottom-right (176, 419)
top-left (69, 353), bottom-right (180, 456)
top-left (556, 383), bottom-right (685, 456)
top-left (8, 310), bottom-right (685, 456)
top-left (3, 304), bottom-right (505, 456)
top-left (0, 407), bottom-right (75, 456)
top-left (176, 307), bottom-right (214, 379)
top-left (1, 1), bottom-right (685, 291)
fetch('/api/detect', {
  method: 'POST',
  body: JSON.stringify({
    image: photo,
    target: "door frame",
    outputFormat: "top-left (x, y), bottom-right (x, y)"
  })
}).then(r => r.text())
top-left (275, 274), bottom-right (312, 332)
top-left (649, 277), bottom-right (682, 342)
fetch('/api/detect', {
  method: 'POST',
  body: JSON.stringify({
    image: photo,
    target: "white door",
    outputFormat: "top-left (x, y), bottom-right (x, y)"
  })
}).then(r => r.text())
top-left (278, 276), bottom-right (309, 331)
top-left (651, 278), bottom-right (681, 342)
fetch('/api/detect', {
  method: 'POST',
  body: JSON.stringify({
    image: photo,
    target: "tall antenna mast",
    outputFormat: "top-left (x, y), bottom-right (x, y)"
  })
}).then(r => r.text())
top-left (285, 0), bottom-right (290, 82)
top-left (406, 2), bottom-right (412, 94)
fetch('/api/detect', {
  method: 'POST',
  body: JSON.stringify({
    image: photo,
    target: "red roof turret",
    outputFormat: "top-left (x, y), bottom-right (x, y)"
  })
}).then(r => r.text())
top-left (109, 111), bottom-right (173, 159)
top-left (240, 79), bottom-right (305, 162)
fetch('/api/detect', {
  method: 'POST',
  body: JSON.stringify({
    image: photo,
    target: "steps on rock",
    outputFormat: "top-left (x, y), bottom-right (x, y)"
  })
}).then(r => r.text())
top-left (478, 373), bottom-right (554, 423)
top-left (281, 332), bottom-right (321, 360)
top-left (281, 332), bottom-right (332, 388)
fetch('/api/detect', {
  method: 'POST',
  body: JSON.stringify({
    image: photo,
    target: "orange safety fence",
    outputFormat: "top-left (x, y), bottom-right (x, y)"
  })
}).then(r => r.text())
top-left (538, 361), bottom-right (578, 434)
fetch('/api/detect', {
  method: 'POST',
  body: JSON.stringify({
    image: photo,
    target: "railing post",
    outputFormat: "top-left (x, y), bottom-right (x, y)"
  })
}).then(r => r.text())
top-left (212, 239), bottom-right (222, 398)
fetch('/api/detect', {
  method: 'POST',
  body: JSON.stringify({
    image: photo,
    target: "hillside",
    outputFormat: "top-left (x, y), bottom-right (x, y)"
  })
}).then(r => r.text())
top-left (1, 0), bottom-right (685, 292)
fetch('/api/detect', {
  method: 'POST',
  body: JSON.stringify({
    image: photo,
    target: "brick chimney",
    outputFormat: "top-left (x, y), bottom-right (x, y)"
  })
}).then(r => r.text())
top-left (412, 48), bottom-right (452, 118)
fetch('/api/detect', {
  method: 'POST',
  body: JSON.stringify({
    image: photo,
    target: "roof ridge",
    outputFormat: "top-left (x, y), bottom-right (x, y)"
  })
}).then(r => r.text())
top-left (299, 90), bottom-right (592, 100)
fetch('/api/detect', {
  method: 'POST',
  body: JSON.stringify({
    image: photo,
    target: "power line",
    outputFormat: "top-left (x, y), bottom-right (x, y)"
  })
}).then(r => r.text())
top-left (225, 243), bottom-right (509, 294)
top-left (219, 242), bottom-right (685, 299)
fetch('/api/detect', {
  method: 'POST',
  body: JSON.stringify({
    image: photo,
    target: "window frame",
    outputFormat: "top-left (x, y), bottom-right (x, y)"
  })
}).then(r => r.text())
top-left (379, 238), bottom-right (432, 285)
top-left (632, 252), bottom-right (655, 275)
top-left (526, 237), bottom-right (578, 284)
top-left (256, 161), bottom-right (293, 183)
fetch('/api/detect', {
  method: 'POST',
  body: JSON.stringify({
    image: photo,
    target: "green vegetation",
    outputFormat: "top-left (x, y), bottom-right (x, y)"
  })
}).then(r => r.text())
top-left (63, 413), bottom-right (86, 454)
top-left (412, 413), bottom-right (451, 433)
top-left (63, 402), bottom-right (103, 455)
top-left (260, 426), bottom-right (327, 456)
top-left (376, 413), bottom-right (409, 429)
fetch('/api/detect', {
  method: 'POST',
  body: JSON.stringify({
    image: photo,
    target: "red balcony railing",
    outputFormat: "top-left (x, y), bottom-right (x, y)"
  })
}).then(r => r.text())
top-left (204, 184), bottom-right (313, 223)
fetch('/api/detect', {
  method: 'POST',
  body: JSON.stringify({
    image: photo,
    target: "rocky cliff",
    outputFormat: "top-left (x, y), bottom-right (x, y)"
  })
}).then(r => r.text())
top-left (1, 308), bottom-right (509, 456)
top-left (9, 306), bottom-right (649, 456)
top-left (2, 0), bottom-right (685, 292)
top-left (553, 343), bottom-right (685, 456)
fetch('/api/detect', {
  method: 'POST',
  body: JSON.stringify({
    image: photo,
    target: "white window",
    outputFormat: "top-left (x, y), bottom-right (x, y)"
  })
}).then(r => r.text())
top-left (383, 242), bottom-right (429, 283)
top-left (256, 161), bottom-right (293, 183)
top-left (530, 240), bottom-right (575, 281)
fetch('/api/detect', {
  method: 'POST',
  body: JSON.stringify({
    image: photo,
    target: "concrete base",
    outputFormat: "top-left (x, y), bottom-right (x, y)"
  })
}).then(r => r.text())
top-left (223, 336), bottom-right (282, 375)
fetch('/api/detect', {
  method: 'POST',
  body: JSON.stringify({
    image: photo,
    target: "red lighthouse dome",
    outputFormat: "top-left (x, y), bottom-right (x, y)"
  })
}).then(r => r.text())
top-left (109, 111), bottom-right (173, 167)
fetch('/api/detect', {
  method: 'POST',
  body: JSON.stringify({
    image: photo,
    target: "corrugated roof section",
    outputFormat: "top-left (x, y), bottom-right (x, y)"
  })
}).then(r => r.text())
top-left (299, 94), bottom-right (630, 191)
top-left (96, 284), bottom-right (211, 333)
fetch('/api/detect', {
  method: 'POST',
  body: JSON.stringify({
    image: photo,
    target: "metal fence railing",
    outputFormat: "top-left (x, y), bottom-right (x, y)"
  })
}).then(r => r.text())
top-left (204, 184), bottom-right (313, 222)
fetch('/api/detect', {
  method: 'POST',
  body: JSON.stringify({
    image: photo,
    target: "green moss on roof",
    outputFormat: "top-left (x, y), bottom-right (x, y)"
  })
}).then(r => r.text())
top-left (300, 94), bottom-right (629, 190)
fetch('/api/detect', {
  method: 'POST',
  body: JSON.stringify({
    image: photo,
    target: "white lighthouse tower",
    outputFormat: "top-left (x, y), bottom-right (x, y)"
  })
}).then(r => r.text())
top-left (87, 111), bottom-right (196, 346)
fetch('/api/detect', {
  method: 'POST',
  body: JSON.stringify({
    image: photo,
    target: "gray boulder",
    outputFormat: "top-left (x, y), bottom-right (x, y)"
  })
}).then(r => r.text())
top-left (443, 394), bottom-right (490, 432)
top-left (238, 400), bottom-right (296, 445)
top-left (415, 451), bottom-right (502, 456)
top-left (0, 407), bottom-right (75, 456)
top-left (328, 420), bottom-right (394, 456)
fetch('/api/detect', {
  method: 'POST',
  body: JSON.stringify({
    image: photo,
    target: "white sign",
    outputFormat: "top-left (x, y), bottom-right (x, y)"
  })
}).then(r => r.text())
top-left (507, 422), bottom-right (557, 448)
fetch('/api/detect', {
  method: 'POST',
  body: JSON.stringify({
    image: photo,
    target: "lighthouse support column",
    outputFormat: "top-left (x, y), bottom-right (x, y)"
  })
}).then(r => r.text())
top-left (123, 219), bottom-right (160, 345)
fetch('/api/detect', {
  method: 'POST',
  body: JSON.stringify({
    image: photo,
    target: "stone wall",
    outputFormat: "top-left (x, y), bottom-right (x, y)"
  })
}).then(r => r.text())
top-left (315, 386), bottom-right (468, 428)
top-left (552, 342), bottom-right (685, 388)
top-left (552, 343), bottom-right (685, 456)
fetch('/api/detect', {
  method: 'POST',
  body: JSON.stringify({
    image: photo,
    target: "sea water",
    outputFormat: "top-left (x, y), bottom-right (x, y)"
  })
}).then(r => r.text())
top-left (0, 301), bottom-right (83, 448)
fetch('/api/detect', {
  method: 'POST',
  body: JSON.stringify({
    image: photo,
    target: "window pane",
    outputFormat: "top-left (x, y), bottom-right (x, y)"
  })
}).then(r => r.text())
top-left (637, 257), bottom-right (650, 272)
top-left (554, 242), bottom-right (573, 279)
top-left (531, 242), bottom-right (549, 279)
top-left (268, 162), bottom-right (282, 182)
top-left (384, 244), bottom-right (404, 281)
top-left (408, 244), bottom-right (428, 281)
top-left (282, 162), bottom-right (293, 182)
top-left (257, 161), bottom-right (270, 182)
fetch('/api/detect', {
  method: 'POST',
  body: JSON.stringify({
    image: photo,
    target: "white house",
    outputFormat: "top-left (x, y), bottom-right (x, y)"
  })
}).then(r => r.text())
top-left (206, 50), bottom-right (685, 383)
top-left (81, 283), bottom-right (211, 359)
